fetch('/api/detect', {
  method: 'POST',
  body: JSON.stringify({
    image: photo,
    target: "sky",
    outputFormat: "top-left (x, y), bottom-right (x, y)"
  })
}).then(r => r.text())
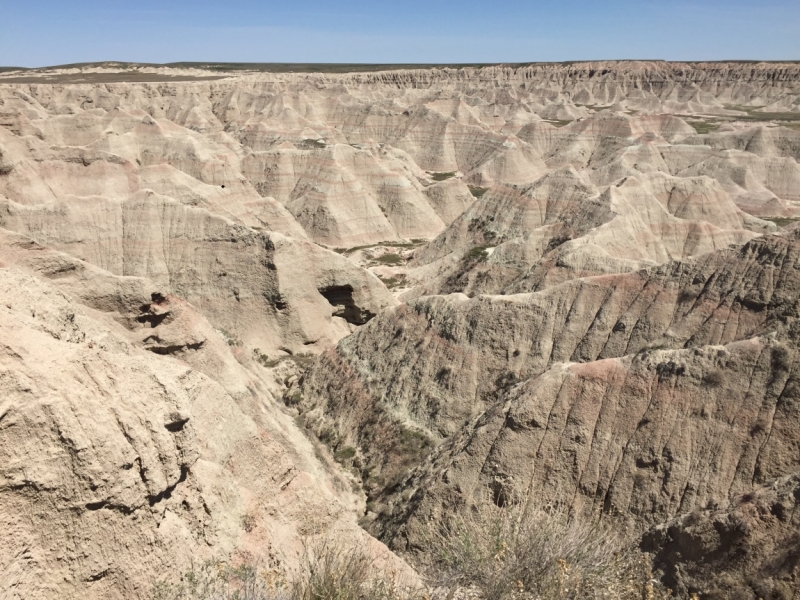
top-left (1, 0), bottom-right (798, 67)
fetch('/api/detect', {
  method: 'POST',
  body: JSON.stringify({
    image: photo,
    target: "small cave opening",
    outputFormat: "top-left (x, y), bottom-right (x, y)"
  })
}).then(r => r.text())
top-left (318, 284), bottom-right (375, 325)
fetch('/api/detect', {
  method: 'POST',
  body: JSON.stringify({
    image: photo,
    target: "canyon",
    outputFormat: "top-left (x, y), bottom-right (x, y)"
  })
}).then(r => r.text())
top-left (1, 60), bottom-right (800, 599)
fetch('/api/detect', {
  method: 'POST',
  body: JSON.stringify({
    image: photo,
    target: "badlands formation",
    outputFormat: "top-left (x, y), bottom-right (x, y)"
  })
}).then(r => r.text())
top-left (1, 60), bottom-right (800, 598)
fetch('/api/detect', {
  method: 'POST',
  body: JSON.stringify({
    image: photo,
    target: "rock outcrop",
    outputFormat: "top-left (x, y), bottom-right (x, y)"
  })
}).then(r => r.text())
top-left (297, 231), bottom-right (800, 557)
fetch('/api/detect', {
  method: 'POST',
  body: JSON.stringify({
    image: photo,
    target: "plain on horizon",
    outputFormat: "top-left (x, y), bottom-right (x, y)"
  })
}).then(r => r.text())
top-left (1, 0), bottom-right (799, 68)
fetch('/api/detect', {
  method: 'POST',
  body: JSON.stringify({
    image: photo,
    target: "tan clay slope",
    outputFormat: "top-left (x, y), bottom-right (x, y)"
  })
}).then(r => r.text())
top-left (0, 242), bottom-right (410, 600)
top-left (295, 230), bottom-right (800, 539)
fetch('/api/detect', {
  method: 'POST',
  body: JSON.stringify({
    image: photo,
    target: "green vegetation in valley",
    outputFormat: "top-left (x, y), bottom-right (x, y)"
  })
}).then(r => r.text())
top-left (762, 216), bottom-right (800, 227)
top-left (430, 171), bottom-right (457, 182)
top-left (375, 253), bottom-right (403, 266)
top-left (543, 119), bottom-right (573, 128)
top-left (468, 186), bottom-right (489, 198)
top-left (334, 240), bottom-right (427, 255)
top-left (688, 119), bottom-right (720, 134)
top-left (724, 104), bottom-right (800, 123)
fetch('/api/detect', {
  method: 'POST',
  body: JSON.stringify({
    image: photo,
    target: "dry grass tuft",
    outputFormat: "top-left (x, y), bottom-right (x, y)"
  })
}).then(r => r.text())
top-left (421, 502), bottom-right (671, 600)
top-left (151, 507), bottom-right (671, 600)
top-left (151, 537), bottom-right (420, 600)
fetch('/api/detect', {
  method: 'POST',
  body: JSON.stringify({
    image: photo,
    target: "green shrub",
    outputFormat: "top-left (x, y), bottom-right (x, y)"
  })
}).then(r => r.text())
top-left (465, 246), bottom-right (490, 262)
top-left (430, 171), bottom-right (456, 182)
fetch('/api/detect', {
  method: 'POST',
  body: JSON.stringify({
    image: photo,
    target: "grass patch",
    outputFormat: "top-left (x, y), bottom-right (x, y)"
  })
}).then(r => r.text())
top-left (375, 253), bottom-right (403, 266)
top-left (543, 119), bottom-right (573, 128)
top-left (688, 120), bottom-right (720, 134)
top-left (762, 216), bottom-right (800, 227)
top-left (430, 171), bottom-right (456, 182)
top-left (468, 186), bottom-right (489, 198)
top-left (378, 274), bottom-right (407, 289)
top-left (334, 240), bottom-right (427, 255)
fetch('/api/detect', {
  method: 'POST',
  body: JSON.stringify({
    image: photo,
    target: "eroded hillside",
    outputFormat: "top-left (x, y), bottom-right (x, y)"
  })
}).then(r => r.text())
top-left (1, 60), bottom-right (800, 599)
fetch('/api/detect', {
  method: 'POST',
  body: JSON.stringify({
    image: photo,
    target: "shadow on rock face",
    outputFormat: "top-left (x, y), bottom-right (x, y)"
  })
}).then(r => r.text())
top-left (319, 284), bottom-right (376, 325)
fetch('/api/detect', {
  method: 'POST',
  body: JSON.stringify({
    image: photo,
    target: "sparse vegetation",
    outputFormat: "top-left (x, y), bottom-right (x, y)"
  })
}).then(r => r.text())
top-left (543, 119), bottom-right (573, 128)
top-left (687, 120), bottom-right (720, 134)
top-left (636, 342), bottom-right (668, 356)
top-left (468, 186), bottom-right (489, 198)
top-left (254, 348), bottom-right (282, 368)
top-left (430, 171), bottom-right (456, 182)
top-left (255, 350), bottom-right (316, 372)
top-left (333, 445), bottom-right (357, 463)
top-left (285, 389), bottom-right (304, 407)
top-left (375, 253), bottom-right (403, 266)
top-left (762, 216), bottom-right (800, 227)
top-left (151, 560), bottom-right (285, 600)
top-left (423, 501), bottom-right (672, 600)
top-left (219, 330), bottom-right (243, 347)
top-left (334, 240), bottom-right (426, 255)
top-left (151, 537), bottom-right (419, 600)
top-left (465, 245), bottom-right (491, 262)
top-left (301, 138), bottom-right (327, 148)
top-left (723, 104), bottom-right (800, 123)
top-left (150, 495), bottom-right (678, 600)
top-left (378, 274), bottom-right (407, 289)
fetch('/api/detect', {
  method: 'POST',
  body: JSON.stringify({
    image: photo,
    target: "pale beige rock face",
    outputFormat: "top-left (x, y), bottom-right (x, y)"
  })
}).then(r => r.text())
top-left (0, 234), bottom-right (411, 600)
top-left (0, 190), bottom-right (396, 355)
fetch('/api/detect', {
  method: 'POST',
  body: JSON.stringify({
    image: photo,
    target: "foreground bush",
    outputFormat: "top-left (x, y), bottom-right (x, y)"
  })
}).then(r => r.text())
top-left (152, 506), bottom-right (670, 600)
top-left (422, 502), bottom-right (671, 600)
top-left (151, 537), bottom-right (417, 600)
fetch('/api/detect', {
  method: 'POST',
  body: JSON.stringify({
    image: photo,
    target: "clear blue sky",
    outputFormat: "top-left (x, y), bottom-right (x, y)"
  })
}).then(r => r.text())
top-left (1, 0), bottom-right (798, 67)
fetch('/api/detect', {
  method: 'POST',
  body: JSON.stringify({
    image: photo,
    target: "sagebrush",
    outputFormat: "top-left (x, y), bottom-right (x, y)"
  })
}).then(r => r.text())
top-left (152, 506), bottom-right (670, 600)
